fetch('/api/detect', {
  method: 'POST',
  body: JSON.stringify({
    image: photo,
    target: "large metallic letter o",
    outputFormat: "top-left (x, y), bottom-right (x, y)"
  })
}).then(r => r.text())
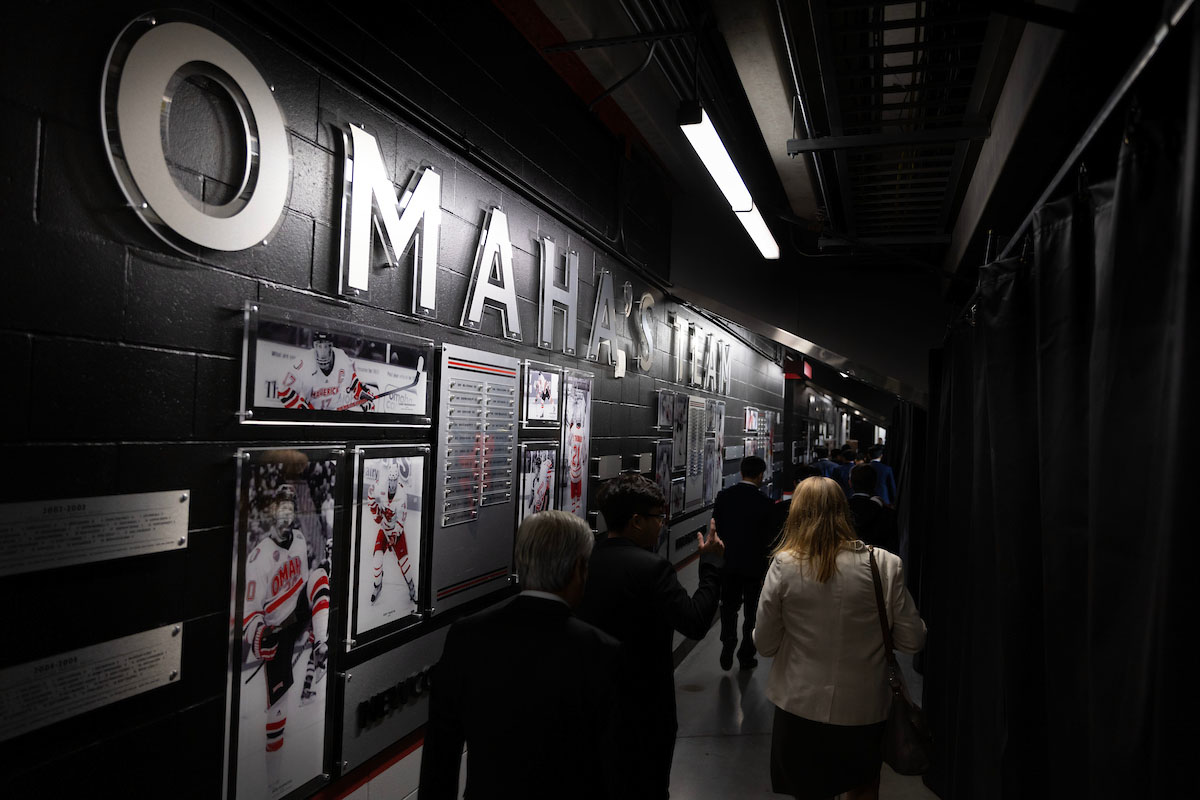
top-left (102, 14), bottom-right (290, 252)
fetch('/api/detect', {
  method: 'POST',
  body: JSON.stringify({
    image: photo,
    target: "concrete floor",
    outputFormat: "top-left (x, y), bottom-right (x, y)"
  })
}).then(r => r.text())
top-left (669, 628), bottom-right (937, 799)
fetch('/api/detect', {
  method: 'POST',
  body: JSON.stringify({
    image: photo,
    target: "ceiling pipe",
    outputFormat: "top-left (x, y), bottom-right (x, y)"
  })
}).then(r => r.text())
top-left (775, 0), bottom-right (839, 235)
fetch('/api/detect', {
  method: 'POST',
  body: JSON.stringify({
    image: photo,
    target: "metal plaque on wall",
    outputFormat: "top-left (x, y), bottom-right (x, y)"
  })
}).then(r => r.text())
top-left (0, 490), bottom-right (190, 577)
top-left (339, 625), bottom-right (448, 772)
top-left (429, 343), bottom-right (520, 616)
top-left (0, 622), bottom-right (183, 742)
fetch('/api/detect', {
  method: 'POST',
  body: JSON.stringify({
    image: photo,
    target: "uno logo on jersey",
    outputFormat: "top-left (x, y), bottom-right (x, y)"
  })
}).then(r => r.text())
top-left (270, 556), bottom-right (302, 595)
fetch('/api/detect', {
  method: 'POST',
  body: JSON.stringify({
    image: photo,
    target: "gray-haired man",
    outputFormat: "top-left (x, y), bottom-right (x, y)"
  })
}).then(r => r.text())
top-left (420, 511), bottom-right (620, 799)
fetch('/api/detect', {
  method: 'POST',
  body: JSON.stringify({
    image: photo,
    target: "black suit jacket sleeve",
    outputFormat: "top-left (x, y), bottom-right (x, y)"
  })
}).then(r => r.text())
top-left (653, 556), bottom-right (722, 639)
top-left (418, 624), bottom-right (465, 799)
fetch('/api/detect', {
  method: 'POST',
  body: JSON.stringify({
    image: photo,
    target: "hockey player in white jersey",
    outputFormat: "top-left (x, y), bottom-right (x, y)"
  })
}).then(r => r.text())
top-left (367, 458), bottom-right (417, 611)
top-left (277, 331), bottom-right (376, 412)
top-left (531, 371), bottom-right (552, 418)
top-left (526, 452), bottom-right (553, 516)
top-left (241, 484), bottom-right (330, 794)
top-left (564, 387), bottom-right (587, 516)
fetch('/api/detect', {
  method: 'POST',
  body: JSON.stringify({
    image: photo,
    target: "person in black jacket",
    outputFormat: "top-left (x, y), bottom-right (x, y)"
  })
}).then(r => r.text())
top-left (848, 464), bottom-right (899, 554)
top-left (712, 456), bottom-right (774, 670)
top-left (576, 473), bottom-right (725, 799)
top-left (420, 511), bottom-right (620, 800)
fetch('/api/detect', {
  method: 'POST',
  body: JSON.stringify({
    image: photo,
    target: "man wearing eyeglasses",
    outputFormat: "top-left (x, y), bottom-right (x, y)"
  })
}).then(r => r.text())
top-left (577, 473), bottom-right (725, 799)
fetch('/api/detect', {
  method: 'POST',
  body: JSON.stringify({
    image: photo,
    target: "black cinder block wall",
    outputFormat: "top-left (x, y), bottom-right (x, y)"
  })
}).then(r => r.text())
top-left (1, 1), bottom-right (783, 795)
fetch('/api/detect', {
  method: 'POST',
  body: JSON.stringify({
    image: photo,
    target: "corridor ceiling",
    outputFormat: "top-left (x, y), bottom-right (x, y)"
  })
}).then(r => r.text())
top-left (489, 0), bottom-right (1161, 403)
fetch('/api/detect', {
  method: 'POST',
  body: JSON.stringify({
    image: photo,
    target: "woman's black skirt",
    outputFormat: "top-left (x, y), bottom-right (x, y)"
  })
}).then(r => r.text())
top-left (770, 706), bottom-right (886, 799)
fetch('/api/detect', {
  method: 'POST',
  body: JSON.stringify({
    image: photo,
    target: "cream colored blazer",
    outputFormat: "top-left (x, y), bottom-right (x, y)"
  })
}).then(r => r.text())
top-left (753, 542), bottom-right (926, 726)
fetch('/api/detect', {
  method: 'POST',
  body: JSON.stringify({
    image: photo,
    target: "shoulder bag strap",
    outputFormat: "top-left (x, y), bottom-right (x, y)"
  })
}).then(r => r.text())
top-left (868, 546), bottom-right (903, 693)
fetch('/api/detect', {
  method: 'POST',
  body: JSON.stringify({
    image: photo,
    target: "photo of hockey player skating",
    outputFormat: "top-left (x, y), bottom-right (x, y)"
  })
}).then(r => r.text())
top-left (354, 455), bottom-right (424, 637)
top-left (523, 366), bottom-right (560, 423)
top-left (518, 445), bottom-right (557, 524)
top-left (234, 455), bottom-right (336, 800)
top-left (247, 310), bottom-right (431, 423)
top-left (559, 373), bottom-right (592, 520)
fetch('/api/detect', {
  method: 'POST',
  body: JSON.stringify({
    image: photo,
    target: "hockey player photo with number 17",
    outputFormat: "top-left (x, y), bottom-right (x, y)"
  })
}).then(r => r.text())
top-left (353, 452), bottom-right (425, 638)
top-left (230, 448), bottom-right (338, 800)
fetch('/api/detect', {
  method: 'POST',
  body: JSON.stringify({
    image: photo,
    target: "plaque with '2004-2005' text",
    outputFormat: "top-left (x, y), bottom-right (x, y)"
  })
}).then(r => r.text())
top-left (0, 623), bottom-right (183, 742)
top-left (0, 490), bottom-right (191, 578)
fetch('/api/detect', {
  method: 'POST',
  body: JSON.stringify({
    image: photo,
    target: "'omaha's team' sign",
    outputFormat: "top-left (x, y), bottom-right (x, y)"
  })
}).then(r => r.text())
top-left (100, 12), bottom-right (731, 394)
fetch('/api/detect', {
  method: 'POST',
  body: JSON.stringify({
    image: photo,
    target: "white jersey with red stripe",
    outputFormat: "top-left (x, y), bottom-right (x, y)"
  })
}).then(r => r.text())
top-left (278, 347), bottom-right (367, 411)
top-left (367, 476), bottom-right (407, 542)
top-left (567, 426), bottom-right (585, 485)
top-left (244, 529), bottom-right (310, 637)
top-left (529, 458), bottom-right (553, 513)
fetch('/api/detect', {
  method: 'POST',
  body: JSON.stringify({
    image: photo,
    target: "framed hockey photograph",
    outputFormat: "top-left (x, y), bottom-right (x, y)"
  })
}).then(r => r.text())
top-left (670, 477), bottom-right (685, 517)
top-left (707, 399), bottom-right (725, 437)
top-left (241, 302), bottom-right (434, 427)
top-left (703, 437), bottom-right (719, 505)
top-left (559, 370), bottom-right (594, 520)
top-left (520, 361), bottom-right (562, 429)
top-left (654, 439), bottom-right (673, 516)
top-left (744, 406), bottom-right (760, 433)
top-left (656, 389), bottom-right (675, 430)
top-left (671, 392), bottom-right (688, 469)
top-left (227, 446), bottom-right (344, 800)
top-left (347, 445), bottom-right (430, 650)
top-left (517, 443), bottom-right (558, 524)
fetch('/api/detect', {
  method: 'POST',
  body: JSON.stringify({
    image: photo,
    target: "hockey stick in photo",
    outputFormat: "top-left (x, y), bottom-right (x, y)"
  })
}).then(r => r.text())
top-left (243, 637), bottom-right (309, 685)
top-left (336, 355), bottom-right (426, 411)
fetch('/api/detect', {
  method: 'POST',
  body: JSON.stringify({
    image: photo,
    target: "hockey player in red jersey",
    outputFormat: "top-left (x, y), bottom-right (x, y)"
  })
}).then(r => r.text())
top-left (564, 387), bottom-right (587, 516)
top-left (531, 371), bottom-right (552, 418)
top-left (367, 458), bottom-right (417, 611)
top-left (276, 331), bottom-right (376, 412)
top-left (526, 452), bottom-right (553, 516)
top-left (242, 484), bottom-right (330, 794)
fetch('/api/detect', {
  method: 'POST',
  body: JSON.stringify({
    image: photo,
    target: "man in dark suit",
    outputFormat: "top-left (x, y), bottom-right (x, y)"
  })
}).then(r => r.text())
top-left (420, 511), bottom-right (620, 799)
top-left (867, 444), bottom-right (898, 507)
top-left (848, 464), bottom-right (899, 553)
top-left (711, 456), bottom-right (774, 671)
top-left (835, 448), bottom-right (858, 496)
top-left (812, 446), bottom-right (837, 478)
top-left (576, 474), bottom-right (724, 799)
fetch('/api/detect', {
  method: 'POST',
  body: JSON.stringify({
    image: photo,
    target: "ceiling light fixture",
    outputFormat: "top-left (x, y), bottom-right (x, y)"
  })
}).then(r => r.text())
top-left (678, 102), bottom-right (780, 260)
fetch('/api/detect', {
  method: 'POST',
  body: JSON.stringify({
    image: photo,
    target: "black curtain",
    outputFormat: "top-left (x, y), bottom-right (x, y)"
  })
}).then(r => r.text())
top-left (920, 68), bottom-right (1198, 799)
top-left (887, 399), bottom-right (927, 600)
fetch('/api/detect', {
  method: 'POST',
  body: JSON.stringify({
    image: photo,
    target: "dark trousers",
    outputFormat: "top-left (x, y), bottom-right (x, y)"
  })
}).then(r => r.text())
top-left (719, 570), bottom-right (764, 661)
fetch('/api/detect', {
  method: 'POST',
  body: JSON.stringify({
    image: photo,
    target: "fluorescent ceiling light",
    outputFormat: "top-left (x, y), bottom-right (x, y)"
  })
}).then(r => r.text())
top-left (679, 107), bottom-right (753, 212)
top-left (734, 203), bottom-right (780, 260)
top-left (680, 103), bottom-right (779, 260)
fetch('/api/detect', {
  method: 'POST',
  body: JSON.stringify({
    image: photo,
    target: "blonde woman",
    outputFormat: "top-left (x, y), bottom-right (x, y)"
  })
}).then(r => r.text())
top-left (754, 477), bottom-right (926, 800)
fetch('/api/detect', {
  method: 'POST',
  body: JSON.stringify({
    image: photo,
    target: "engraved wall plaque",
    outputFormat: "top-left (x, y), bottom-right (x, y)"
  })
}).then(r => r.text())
top-left (0, 490), bottom-right (190, 578)
top-left (0, 623), bottom-right (182, 742)
top-left (430, 344), bottom-right (520, 615)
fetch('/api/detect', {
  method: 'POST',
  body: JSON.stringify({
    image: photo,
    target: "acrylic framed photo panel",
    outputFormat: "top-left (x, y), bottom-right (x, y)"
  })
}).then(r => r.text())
top-left (654, 439), bottom-right (673, 515)
top-left (517, 443), bottom-right (559, 524)
top-left (241, 302), bottom-right (433, 427)
top-left (559, 371), bottom-right (594, 520)
top-left (656, 389), bottom-right (675, 430)
top-left (707, 399), bottom-right (725, 436)
top-left (346, 445), bottom-right (430, 650)
top-left (744, 406), bottom-right (760, 433)
top-left (520, 361), bottom-right (562, 429)
top-left (703, 438), bottom-right (719, 505)
top-left (672, 393), bottom-right (688, 469)
top-left (670, 477), bottom-right (685, 517)
top-left (227, 446), bottom-right (344, 800)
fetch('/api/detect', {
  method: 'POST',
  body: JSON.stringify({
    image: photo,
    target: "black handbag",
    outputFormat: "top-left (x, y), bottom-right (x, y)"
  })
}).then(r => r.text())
top-left (868, 547), bottom-right (933, 775)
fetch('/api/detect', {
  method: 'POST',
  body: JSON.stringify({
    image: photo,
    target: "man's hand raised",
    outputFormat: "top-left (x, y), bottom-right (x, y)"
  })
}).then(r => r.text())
top-left (697, 519), bottom-right (725, 558)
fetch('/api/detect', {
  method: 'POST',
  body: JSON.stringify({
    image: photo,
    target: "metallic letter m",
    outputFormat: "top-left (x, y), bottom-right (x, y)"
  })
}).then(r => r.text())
top-left (339, 124), bottom-right (440, 317)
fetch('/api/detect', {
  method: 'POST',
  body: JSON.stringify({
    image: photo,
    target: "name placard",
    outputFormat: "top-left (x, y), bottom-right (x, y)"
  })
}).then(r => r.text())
top-left (0, 623), bottom-right (182, 742)
top-left (0, 490), bottom-right (190, 577)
